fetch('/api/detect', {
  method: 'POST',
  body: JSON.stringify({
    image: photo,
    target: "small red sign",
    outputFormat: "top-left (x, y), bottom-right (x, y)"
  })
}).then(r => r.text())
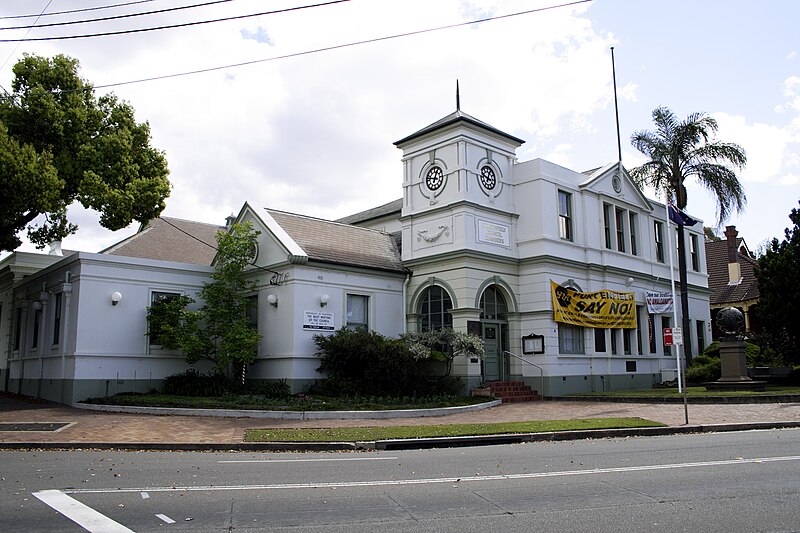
top-left (663, 328), bottom-right (673, 346)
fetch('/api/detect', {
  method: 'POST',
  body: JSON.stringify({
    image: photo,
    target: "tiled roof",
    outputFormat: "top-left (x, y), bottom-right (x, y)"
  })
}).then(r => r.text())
top-left (705, 238), bottom-right (760, 305)
top-left (267, 209), bottom-right (404, 273)
top-left (335, 198), bottom-right (402, 225)
top-left (101, 217), bottom-right (224, 265)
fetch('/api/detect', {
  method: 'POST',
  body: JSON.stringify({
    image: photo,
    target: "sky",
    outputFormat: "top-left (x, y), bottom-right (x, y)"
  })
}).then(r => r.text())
top-left (1, 0), bottom-right (798, 257)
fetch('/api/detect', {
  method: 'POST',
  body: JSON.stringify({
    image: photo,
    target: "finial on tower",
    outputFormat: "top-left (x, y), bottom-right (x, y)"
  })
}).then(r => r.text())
top-left (456, 79), bottom-right (460, 111)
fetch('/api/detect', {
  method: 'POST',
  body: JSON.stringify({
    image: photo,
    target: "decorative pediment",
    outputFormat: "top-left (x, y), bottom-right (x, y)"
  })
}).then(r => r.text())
top-left (580, 162), bottom-right (653, 212)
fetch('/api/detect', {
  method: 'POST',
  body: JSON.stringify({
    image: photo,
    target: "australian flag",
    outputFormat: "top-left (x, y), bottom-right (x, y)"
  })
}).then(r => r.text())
top-left (668, 202), bottom-right (699, 227)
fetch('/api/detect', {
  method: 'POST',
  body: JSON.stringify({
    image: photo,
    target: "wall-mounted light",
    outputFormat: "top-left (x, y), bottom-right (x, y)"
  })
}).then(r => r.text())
top-left (267, 294), bottom-right (278, 308)
top-left (522, 333), bottom-right (545, 354)
top-left (111, 291), bottom-right (123, 306)
top-left (625, 276), bottom-right (634, 287)
top-left (320, 294), bottom-right (329, 308)
top-left (32, 301), bottom-right (43, 311)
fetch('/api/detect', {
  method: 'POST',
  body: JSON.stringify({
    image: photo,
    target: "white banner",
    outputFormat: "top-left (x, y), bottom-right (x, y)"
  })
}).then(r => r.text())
top-left (646, 291), bottom-right (674, 314)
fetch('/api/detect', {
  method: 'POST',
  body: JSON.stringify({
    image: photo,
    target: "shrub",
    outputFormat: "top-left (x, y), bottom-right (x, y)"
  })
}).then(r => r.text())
top-left (314, 328), bottom-right (423, 396)
top-left (313, 328), bottom-right (474, 397)
top-left (247, 379), bottom-right (292, 399)
top-left (163, 369), bottom-right (229, 396)
top-left (700, 340), bottom-right (762, 367)
top-left (686, 358), bottom-right (720, 383)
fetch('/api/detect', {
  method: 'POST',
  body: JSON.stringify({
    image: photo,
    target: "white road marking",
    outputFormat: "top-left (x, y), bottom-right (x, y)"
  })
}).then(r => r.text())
top-left (156, 513), bottom-right (176, 524)
top-left (32, 489), bottom-right (134, 533)
top-left (62, 455), bottom-right (800, 494)
top-left (218, 456), bottom-right (398, 464)
top-left (141, 492), bottom-right (149, 499)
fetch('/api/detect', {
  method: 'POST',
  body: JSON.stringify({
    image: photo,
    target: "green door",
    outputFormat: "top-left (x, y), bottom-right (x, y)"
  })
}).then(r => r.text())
top-left (483, 324), bottom-right (501, 381)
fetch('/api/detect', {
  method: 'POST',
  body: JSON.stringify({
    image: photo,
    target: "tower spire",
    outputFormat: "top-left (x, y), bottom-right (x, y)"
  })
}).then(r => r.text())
top-left (456, 79), bottom-right (460, 111)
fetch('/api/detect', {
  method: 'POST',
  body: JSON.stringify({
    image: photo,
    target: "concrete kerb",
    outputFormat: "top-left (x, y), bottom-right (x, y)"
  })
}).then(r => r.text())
top-left (72, 399), bottom-right (503, 420)
top-left (3, 420), bottom-right (799, 453)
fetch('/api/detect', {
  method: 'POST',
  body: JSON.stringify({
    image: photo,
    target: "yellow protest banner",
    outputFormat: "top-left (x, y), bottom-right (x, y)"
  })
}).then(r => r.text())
top-left (551, 281), bottom-right (637, 329)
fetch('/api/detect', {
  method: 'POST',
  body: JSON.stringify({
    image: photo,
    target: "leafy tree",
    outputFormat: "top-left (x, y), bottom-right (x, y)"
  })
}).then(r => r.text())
top-left (401, 328), bottom-right (485, 376)
top-left (147, 223), bottom-right (262, 378)
top-left (0, 54), bottom-right (170, 251)
top-left (755, 200), bottom-right (800, 364)
top-left (630, 107), bottom-right (747, 363)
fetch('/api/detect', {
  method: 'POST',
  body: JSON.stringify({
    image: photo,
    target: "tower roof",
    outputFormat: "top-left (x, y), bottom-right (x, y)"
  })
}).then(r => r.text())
top-left (394, 109), bottom-right (525, 147)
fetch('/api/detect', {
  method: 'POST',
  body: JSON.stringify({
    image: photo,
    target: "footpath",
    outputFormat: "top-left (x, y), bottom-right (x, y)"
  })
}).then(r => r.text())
top-left (2, 393), bottom-right (800, 451)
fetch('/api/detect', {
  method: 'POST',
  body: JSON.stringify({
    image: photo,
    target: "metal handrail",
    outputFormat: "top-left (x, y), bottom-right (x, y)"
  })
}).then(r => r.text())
top-left (502, 350), bottom-right (544, 397)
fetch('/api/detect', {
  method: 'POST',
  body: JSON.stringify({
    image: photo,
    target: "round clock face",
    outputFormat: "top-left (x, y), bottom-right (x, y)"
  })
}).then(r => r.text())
top-left (480, 166), bottom-right (496, 190)
top-left (425, 166), bottom-right (444, 191)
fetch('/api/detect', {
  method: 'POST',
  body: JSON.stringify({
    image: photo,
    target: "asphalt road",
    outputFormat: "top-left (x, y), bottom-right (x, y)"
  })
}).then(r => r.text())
top-left (3, 429), bottom-right (799, 532)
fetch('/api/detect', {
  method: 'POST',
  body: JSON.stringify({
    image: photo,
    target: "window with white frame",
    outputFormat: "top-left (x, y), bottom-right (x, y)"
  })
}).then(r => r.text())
top-left (52, 293), bottom-right (62, 345)
top-left (558, 190), bottom-right (573, 241)
top-left (654, 221), bottom-right (665, 262)
top-left (690, 234), bottom-right (700, 271)
top-left (31, 307), bottom-right (41, 349)
top-left (13, 307), bottom-right (22, 351)
top-left (615, 208), bottom-right (626, 252)
top-left (418, 286), bottom-right (453, 331)
top-left (346, 294), bottom-right (369, 330)
top-left (558, 324), bottom-right (584, 354)
top-left (594, 328), bottom-right (606, 352)
top-left (661, 316), bottom-right (671, 356)
top-left (629, 213), bottom-right (638, 256)
top-left (603, 203), bottom-right (613, 249)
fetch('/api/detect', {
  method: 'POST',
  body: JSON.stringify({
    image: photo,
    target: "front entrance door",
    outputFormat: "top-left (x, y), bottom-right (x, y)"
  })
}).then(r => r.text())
top-left (482, 323), bottom-right (502, 381)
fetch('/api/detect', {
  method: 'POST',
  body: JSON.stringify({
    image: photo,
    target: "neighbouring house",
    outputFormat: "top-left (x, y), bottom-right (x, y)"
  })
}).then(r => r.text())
top-left (1, 103), bottom-right (712, 404)
top-left (705, 225), bottom-right (760, 340)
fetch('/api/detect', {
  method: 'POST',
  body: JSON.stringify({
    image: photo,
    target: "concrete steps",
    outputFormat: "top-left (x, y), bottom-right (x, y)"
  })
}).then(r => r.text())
top-left (485, 380), bottom-right (540, 403)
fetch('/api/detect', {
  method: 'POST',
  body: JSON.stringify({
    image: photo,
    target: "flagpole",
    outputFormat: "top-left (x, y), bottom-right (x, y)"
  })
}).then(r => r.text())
top-left (664, 196), bottom-right (682, 392)
top-left (665, 195), bottom-right (690, 424)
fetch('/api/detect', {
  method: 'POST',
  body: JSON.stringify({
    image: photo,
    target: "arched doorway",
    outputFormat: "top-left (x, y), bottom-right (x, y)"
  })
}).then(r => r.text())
top-left (480, 285), bottom-right (508, 381)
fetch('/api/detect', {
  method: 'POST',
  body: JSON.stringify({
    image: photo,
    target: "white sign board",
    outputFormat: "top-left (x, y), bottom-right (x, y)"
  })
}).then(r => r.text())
top-left (476, 219), bottom-right (510, 247)
top-left (672, 326), bottom-right (683, 345)
top-left (303, 311), bottom-right (335, 331)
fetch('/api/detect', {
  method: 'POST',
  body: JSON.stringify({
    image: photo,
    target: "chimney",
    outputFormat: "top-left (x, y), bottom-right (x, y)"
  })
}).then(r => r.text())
top-left (724, 225), bottom-right (741, 285)
top-left (48, 240), bottom-right (63, 256)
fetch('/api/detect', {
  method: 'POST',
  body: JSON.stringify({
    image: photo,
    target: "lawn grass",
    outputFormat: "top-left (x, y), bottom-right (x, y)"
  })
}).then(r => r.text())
top-left (244, 417), bottom-right (664, 442)
top-left (568, 385), bottom-right (800, 398)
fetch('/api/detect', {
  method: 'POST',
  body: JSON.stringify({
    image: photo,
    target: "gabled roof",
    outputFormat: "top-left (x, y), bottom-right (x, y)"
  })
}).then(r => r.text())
top-left (266, 209), bottom-right (405, 273)
top-left (101, 217), bottom-right (224, 265)
top-left (335, 198), bottom-right (402, 226)
top-left (705, 238), bottom-right (760, 305)
top-left (394, 109), bottom-right (525, 147)
top-left (580, 162), bottom-right (654, 212)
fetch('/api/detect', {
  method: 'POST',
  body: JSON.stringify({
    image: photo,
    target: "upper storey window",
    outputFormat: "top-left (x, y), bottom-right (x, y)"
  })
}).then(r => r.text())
top-left (558, 190), bottom-right (573, 241)
top-left (604, 202), bottom-right (639, 256)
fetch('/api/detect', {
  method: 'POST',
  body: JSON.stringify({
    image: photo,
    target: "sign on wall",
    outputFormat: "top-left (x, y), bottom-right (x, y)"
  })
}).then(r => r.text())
top-left (550, 281), bottom-right (637, 329)
top-left (303, 311), bottom-right (334, 331)
top-left (646, 291), bottom-right (674, 314)
top-left (476, 219), bottom-right (510, 247)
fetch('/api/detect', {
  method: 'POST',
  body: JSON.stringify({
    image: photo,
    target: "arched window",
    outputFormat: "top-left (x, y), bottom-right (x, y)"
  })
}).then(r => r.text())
top-left (418, 286), bottom-right (453, 331)
top-left (479, 285), bottom-right (507, 320)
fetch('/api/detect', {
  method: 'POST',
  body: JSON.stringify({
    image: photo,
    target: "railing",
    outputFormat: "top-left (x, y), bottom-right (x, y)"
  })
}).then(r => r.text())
top-left (502, 350), bottom-right (544, 397)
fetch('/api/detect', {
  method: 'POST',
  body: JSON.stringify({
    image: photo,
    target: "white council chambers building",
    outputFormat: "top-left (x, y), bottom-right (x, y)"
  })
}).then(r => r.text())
top-left (1, 105), bottom-right (711, 404)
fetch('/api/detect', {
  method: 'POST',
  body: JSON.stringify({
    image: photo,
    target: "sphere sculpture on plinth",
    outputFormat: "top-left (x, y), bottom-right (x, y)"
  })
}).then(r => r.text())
top-left (716, 307), bottom-right (744, 338)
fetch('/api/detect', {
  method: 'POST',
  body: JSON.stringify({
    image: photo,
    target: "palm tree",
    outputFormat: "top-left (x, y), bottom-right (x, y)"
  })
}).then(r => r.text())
top-left (630, 106), bottom-right (747, 364)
